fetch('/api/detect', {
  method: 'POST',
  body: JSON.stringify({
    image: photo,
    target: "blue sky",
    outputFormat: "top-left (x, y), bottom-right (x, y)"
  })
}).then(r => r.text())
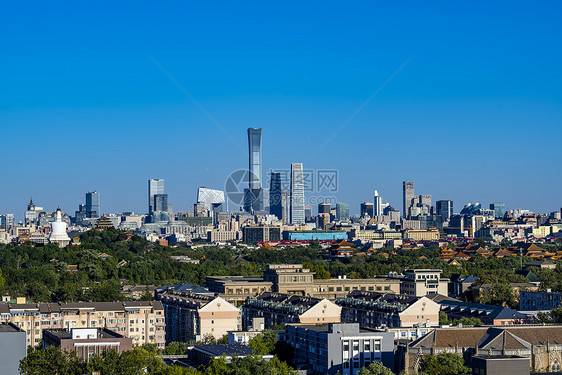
top-left (1, 1), bottom-right (561, 219)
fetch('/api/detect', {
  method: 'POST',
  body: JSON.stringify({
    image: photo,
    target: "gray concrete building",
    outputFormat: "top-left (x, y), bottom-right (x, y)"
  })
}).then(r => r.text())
top-left (285, 323), bottom-right (394, 375)
top-left (0, 323), bottom-right (27, 375)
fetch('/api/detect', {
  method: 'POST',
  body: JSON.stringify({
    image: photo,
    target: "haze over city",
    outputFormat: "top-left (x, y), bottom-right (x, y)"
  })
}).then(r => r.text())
top-left (1, 1), bottom-right (561, 216)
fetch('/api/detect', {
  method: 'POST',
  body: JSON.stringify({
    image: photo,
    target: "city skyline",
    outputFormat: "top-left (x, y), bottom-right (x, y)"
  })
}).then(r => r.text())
top-left (1, 2), bottom-right (561, 217)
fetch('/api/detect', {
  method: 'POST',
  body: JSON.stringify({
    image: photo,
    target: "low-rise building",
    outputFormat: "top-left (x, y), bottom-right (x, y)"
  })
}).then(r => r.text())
top-left (519, 290), bottom-right (562, 311)
top-left (400, 326), bottom-right (562, 374)
top-left (336, 291), bottom-right (439, 328)
top-left (0, 301), bottom-right (165, 348)
top-left (205, 276), bottom-right (273, 304)
top-left (43, 328), bottom-right (133, 361)
top-left (242, 292), bottom-right (341, 330)
top-left (400, 269), bottom-right (449, 297)
top-left (285, 323), bottom-right (395, 375)
top-left (157, 290), bottom-right (240, 342)
top-left (438, 299), bottom-right (528, 325)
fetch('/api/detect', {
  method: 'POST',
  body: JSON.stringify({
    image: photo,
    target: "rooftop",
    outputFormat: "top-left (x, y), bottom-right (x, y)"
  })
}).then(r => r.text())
top-left (194, 344), bottom-right (254, 357)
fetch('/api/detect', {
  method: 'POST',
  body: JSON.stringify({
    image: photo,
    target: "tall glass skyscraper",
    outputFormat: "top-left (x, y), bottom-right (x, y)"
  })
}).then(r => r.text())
top-left (436, 200), bottom-right (453, 220)
top-left (403, 181), bottom-right (415, 218)
top-left (244, 128), bottom-right (264, 213)
top-left (248, 128), bottom-right (262, 189)
top-left (269, 172), bottom-right (282, 220)
top-left (290, 163), bottom-right (305, 225)
top-left (148, 179), bottom-right (165, 215)
top-left (85, 191), bottom-right (100, 218)
top-left (336, 202), bottom-right (350, 221)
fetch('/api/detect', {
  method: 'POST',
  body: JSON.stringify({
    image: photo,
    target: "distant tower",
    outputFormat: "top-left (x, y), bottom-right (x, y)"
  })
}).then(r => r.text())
top-left (436, 200), bottom-right (453, 220)
top-left (403, 181), bottom-right (415, 218)
top-left (290, 163), bottom-right (305, 225)
top-left (269, 172), bottom-right (282, 220)
top-left (85, 191), bottom-right (100, 218)
top-left (374, 190), bottom-right (382, 217)
top-left (148, 179), bottom-right (165, 215)
top-left (248, 128), bottom-right (262, 189)
top-left (244, 128), bottom-right (264, 212)
top-left (360, 202), bottom-right (374, 218)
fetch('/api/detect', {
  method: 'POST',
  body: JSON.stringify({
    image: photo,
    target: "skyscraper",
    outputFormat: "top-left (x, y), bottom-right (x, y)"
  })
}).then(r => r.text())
top-left (153, 194), bottom-right (169, 212)
top-left (403, 181), bottom-right (415, 218)
top-left (248, 128), bottom-right (262, 189)
top-left (290, 163), bottom-right (305, 225)
top-left (148, 179), bottom-right (165, 215)
top-left (335, 203), bottom-right (350, 221)
top-left (85, 191), bottom-right (100, 218)
top-left (360, 202), bottom-right (374, 218)
top-left (281, 191), bottom-right (291, 224)
top-left (489, 202), bottom-right (506, 219)
top-left (244, 128), bottom-right (264, 213)
top-left (318, 203), bottom-right (331, 214)
top-left (269, 172), bottom-right (282, 220)
top-left (374, 190), bottom-right (382, 217)
top-left (436, 200), bottom-right (453, 220)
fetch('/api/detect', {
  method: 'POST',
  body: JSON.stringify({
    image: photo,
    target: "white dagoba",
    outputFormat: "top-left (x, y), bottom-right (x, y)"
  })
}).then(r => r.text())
top-left (50, 207), bottom-right (70, 247)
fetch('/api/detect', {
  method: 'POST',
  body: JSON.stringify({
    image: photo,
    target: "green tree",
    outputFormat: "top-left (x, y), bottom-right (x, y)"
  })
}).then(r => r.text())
top-left (439, 311), bottom-right (450, 325)
top-left (420, 353), bottom-right (469, 375)
top-left (20, 346), bottom-right (85, 375)
top-left (204, 355), bottom-right (229, 375)
top-left (248, 330), bottom-right (278, 355)
top-left (357, 361), bottom-right (393, 375)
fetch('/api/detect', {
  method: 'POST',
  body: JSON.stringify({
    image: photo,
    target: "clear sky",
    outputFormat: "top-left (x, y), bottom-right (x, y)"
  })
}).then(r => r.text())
top-left (1, 1), bottom-right (561, 220)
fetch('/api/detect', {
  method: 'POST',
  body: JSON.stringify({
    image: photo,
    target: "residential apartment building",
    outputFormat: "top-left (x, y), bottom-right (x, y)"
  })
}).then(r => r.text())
top-left (0, 301), bottom-right (165, 348)
top-left (519, 290), bottom-right (562, 311)
top-left (285, 323), bottom-right (394, 375)
top-left (242, 292), bottom-right (341, 330)
top-left (157, 290), bottom-right (240, 342)
top-left (400, 269), bottom-right (449, 296)
top-left (336, 291), bottom-right (439, 328)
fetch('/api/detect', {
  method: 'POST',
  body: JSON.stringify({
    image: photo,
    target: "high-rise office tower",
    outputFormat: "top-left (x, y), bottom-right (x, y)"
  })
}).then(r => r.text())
top-left (305, 206), bottom-right (313, 222)
top-left (0, 214), bottom-right (14, 229)
top-left (436, 200), bottom-right (453, 220)
top-left (269, 172), bottom-right (282, 220)
top-left (153, 194), bottom-right (169, 213)
top-left (85, 191), bottom-right (100, 218)
top-left (148, 179), bottom-right (165, 215)
top-left (318, 203), bottom-right (331, 214)
top-left (336, 203), bottom-right (350, 221)
top-left (244, 128), bottom-right (264, 212)
top-left (403, 181), bottom-right (415, 218)
top-left (374, 190), bottom-right (383, 217)
top-left (248, 128), bottom-right (262, 189)
top-left (290, 163), bottom-right (305, 225)
top-left (281, 191), bottom-right (291, 224)
top-left (489, 203), bottom-right (506, 219)
top-left (360, 202), bottom-right (374, 218)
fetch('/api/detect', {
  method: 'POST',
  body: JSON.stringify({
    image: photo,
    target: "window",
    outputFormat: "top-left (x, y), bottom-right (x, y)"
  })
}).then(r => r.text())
top-left (375, 342), bottom-right (381, 351)
top-left (353, 341), bottom-right (359, 351)
top-left (343, 342), bottom-right (349, 351)
top-left (364, 341), bottom-right (370, 351)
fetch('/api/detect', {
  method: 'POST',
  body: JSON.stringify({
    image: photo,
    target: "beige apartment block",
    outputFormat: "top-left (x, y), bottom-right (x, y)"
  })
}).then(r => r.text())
top-left (157, 291), bottom-right (241, 342)
top-left (242, 292), bottom-right (341, 330)
top-left (0, 301), bottom-right (165, 347)
top-left (400, 269), bottom-right (449, 297)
